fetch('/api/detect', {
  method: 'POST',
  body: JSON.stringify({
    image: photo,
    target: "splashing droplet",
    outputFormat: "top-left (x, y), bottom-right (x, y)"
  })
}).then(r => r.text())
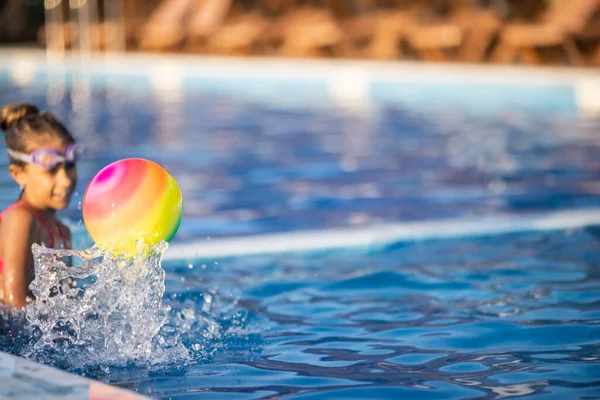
top-left (25, 242), bottom-right (189, 368)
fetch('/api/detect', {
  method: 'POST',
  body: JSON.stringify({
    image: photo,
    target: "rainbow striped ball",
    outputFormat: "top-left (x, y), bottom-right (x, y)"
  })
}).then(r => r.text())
top-left (82, 158), bottom-right (183, 255)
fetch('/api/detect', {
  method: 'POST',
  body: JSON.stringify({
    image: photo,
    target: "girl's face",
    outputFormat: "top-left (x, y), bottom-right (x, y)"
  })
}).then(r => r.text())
top-left (10, 135), bottom-right (78, 211)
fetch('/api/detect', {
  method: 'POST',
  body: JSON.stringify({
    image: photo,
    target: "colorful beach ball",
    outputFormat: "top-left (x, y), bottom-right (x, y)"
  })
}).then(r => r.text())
top-left (82, 158), bottom-right (183, 255)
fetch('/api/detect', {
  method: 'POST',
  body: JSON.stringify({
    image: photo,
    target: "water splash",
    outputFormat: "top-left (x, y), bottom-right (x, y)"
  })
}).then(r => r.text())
top-left (23, 242), bottom-right (190, 369)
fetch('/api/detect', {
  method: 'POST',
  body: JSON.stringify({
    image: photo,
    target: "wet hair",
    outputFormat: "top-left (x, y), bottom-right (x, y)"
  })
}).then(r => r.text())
top-left (0, 103), bottom-right (75, 165)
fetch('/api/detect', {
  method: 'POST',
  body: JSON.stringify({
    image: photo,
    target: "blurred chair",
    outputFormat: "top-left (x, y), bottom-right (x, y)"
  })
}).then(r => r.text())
top-left (455, 7), bottom-right (503, 61)
top-left (251, 0), bottom-right (293, 55)
top-left (260, 0), bottom-right (347, 58)
top-left (341, 1), bottom-right (416, 60)
top-left (136, 0), bottom-right (196, 51)
top-left (185, 0), bottom-right (232, 52)
top-left (491, 0), bottom-right (600, 65)
top-left (573, 5), bottom-right (600, 65)
top-left (405, 2), bottom-right (502, 62)
top-left (187, 0), bottom-right (268, 55)
top-left (100, 0), bottom-right (148, 51)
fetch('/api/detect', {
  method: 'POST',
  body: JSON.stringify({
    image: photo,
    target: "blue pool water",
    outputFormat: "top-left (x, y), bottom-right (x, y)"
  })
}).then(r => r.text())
top-left (1, 62), bottom-right (600, 399)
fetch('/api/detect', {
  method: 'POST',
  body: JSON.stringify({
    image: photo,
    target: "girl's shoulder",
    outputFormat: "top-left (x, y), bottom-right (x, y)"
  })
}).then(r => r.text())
top-left (0, 204), bottom-right (37, 233)
top-left (1, 203), bottom-right (37, 223)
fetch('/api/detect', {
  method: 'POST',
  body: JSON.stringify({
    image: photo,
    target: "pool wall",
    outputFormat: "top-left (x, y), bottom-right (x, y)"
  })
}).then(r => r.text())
top-left (1, 48), bottom-right (600, 115)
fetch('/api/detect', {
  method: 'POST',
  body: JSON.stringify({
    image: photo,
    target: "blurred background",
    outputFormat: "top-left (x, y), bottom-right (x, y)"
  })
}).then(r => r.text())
top-left (1, 0), bottom-right (599, 66)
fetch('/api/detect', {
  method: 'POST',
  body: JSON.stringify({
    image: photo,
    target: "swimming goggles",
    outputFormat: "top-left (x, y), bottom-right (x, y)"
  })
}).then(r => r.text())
top-left (7, 144), bottom-right (78, 169)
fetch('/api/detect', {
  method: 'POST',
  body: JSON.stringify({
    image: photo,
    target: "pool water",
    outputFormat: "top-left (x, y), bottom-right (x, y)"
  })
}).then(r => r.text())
top-left (157, 228), bottom-right (600, 399)
top-left (1, 67), bottom-right (600, 399)
top-left (2, 75), bottom-right (600, 240)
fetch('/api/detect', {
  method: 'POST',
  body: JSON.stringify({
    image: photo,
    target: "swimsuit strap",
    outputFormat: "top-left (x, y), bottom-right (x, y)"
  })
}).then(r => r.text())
top-left (55, 222), bottom-right (70, 249)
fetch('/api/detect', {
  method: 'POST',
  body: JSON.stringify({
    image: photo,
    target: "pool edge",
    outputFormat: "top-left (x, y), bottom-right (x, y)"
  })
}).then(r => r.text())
top-left (0, 351), bottom-right (149, 400)
top-left (164, 207), bottom-right (600, 260)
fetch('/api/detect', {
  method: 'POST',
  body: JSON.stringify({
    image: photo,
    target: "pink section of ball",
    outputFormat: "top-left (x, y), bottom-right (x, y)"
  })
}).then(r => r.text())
top-left (85, 162), bottom-right (128, 201)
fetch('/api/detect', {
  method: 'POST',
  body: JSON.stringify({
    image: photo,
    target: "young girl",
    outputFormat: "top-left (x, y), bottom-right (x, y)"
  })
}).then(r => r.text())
top-left (0, 103), bottom-right (77, 309)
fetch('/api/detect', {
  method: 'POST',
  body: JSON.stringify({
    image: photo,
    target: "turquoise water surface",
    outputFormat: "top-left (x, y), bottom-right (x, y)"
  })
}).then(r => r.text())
top-left (1, 64), bottom-right (600, 399)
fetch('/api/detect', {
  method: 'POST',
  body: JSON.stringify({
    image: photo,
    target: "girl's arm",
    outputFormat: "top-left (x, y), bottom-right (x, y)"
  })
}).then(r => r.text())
top-left (0, 207), bottom-right (35, 308)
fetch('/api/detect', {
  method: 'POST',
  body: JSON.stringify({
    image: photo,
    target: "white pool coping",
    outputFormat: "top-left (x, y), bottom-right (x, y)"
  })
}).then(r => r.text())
top-left (0, 350), bottom-right (148, 399)
top-left (1, 47), bottom-right (598, 82)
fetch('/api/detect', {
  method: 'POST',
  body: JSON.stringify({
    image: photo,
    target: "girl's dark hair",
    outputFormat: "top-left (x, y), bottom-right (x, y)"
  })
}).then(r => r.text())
top-left (1, 103), bottom-right (75, 164)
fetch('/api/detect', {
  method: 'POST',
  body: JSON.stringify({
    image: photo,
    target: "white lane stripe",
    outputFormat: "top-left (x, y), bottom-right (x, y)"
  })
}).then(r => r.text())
top-left (163, 207), bottom-right (600, 260)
